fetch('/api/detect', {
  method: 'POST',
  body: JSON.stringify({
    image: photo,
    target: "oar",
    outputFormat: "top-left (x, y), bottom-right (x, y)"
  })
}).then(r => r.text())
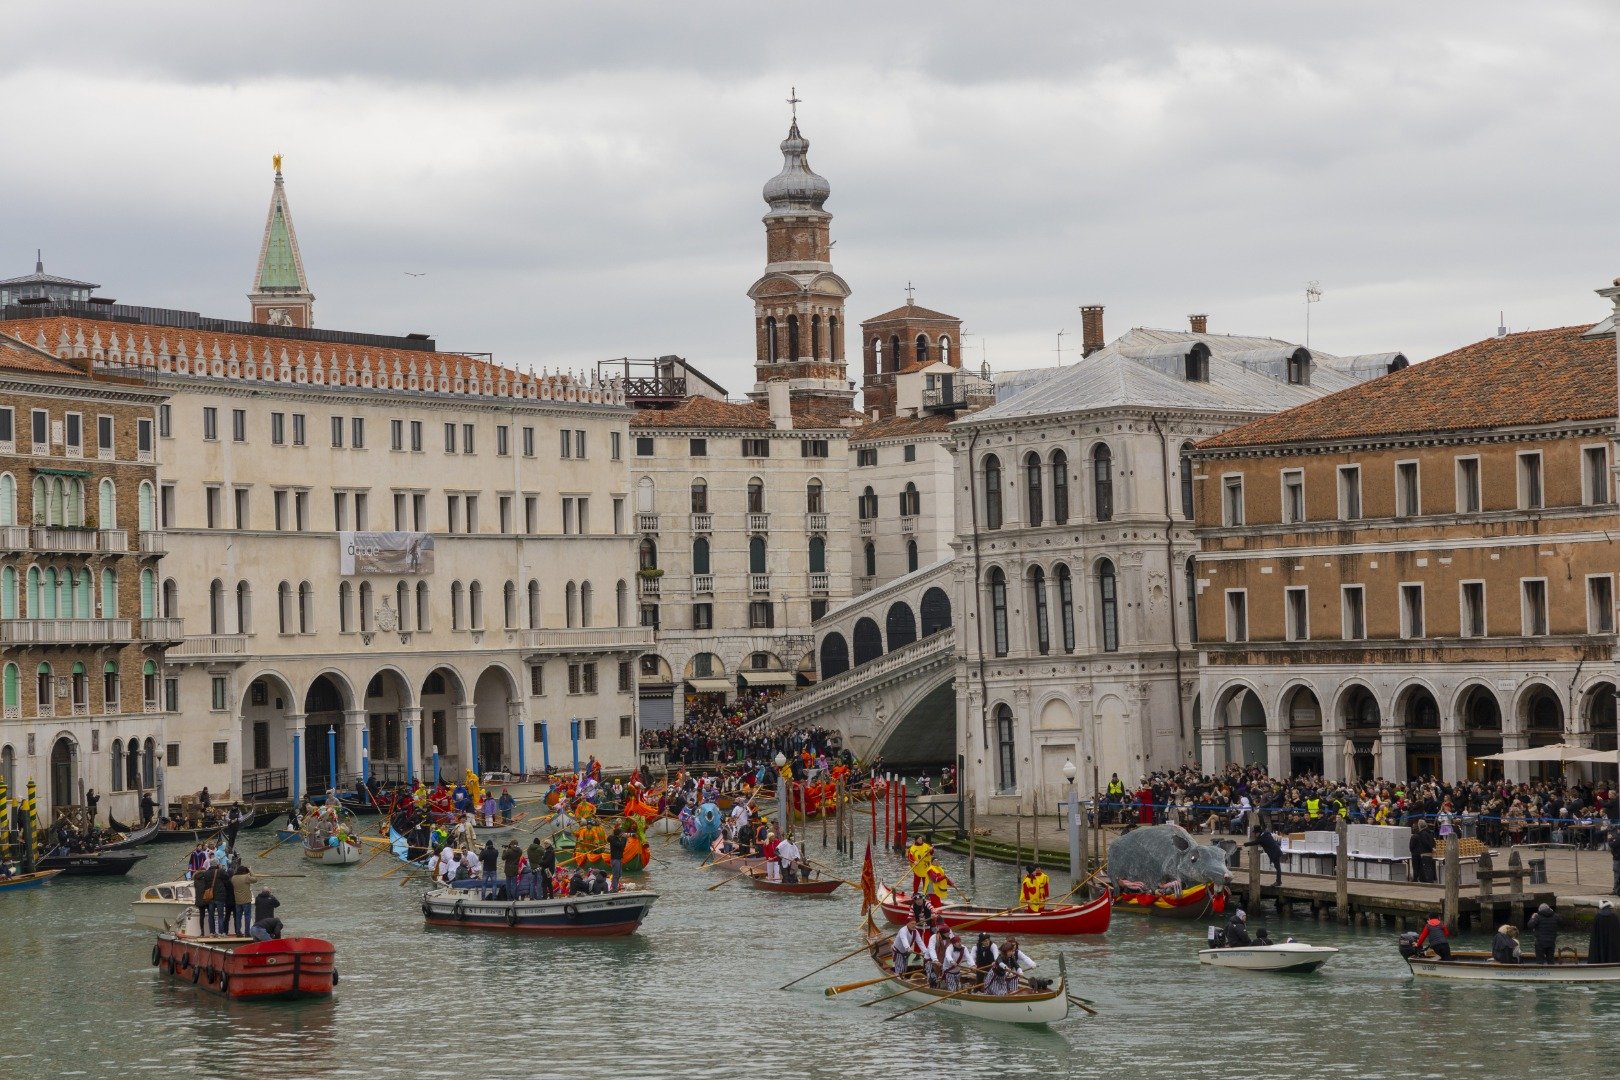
top-left (707, 869), bottom-right (753, 891)
top-left (823, 973), bottom-right (902, 998)
top-left (354, 843), bottom-right (389, 871)
top-left (1067, 994), bottom-right (1099, 1016)
top-left (779, 933), bottom-right (894, 990)
top-left (257, 872), bottom-right (307, 879)
top-left (256, 829), bottom-right (294, 859)
top-left (802, 859), bottom-right (863, 891)
top-left (884, 982), bottom-right (977, 1020)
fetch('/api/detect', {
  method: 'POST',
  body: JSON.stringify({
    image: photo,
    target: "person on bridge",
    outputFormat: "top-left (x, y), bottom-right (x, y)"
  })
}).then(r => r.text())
top-left (1019, 865), bottom-right (1050, 912)
top-left (907, 836), bottom-right (934, 894)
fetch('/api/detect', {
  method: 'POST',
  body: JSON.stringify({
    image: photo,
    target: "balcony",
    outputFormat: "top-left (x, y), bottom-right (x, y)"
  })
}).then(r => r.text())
top-left (0, 618), bottom-right (133, 644)
top-left (746, 512), bottom-right (770, 533)
top-left (520, 627), bottom-right (656, 654)
top-left (858, 519), bottom-right (875, 537)
top-left (30, 526), bottom-right (128, 553)
top-left (748, 573), bottom-right (771, 595)
top-left (0, 525), bottom-right (26, 548)
top-left (638, 575), bottom-right (661, 597)
top-left (808, 572), bottom-right (830, 594)
top-left (692, 574), bottom-right (714, 594)
top-left (637, 513), bottom-right (659, 534)
top-left (806, 512), bottom-right (828, 533)
top-left (139, 530), bottom-right (167, 555)
top-left (900, 516), bottom-right (917, 534)
top-left (140, 617), bottom-right (185, 643)
top-left (689, 513), bottom-right (712, 533)
top-left (168, 634), bottom-right (249, 661)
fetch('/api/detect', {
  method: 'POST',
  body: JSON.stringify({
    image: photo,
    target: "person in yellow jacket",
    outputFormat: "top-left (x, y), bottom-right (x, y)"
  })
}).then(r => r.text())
top-left (1019, 865), bottom-right (1051, 912)
top-left (922, 860), bottom-right (954, 908)
top-left (907, 836), bottom-right (934, 895)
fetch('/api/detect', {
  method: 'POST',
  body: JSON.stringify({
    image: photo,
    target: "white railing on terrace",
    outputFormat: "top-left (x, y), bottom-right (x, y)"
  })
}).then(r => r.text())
top-left (140, 617), bottom-right (185, 641)
top-left (0, 618), bottom-right (133, 644)
top-left (806, 512), bottom-right (828, 533)
top-left (0, 525), bottom-right (27, 548)
top-left (638, 576), bottom-right (661, 597)
top-left (900, 516), bottom-right (917, 534)
top-left (139, 530), bottom-right (167, 554)
top-left (169, 634), bottom-right (249, 659)
top-left (637, 513), bottom-right (659, 533)
top-left (29, 526), bottom-right (128, 553)
top-left (520, 627), bottom-right (655, 652)
top-left (746, 513), bottom-right (770, 533)
top-left (689, 512), bottom-right (712, 533)
top-left (739, 629), bottom-right (956, 734)
top-left (748, 573), bottom-right (771, 594)
top-left (858, 519), bottom-right (874, 536)
top-left (808, 572), bottom-right (830, 593)
top-left (692, 574), bottom-right (714, 594)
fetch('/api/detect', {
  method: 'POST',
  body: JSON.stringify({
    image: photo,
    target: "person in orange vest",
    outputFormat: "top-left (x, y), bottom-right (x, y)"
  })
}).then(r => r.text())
top-left (907, 836), bottom-right (934, 895)
top-left (1019, 865), bottom-right (1051, 912)
top-left (922, 860), bottom-right (954, 908)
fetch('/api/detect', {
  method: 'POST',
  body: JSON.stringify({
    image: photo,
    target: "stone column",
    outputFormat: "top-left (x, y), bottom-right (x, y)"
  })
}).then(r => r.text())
top-left (1379, 719), bottom-right (1407, 782)
top-left (1440, 730), bottom-right (1467, 783)
top-left (1322, 730), bottom-right (1346, 782)
top-left (401, 705), bottom-right (422, 783)
top-left (1200, 728), bottom-right (1226, 774)
top-left (287, 712), bottom-right (307, 803)
top-left (454, 703), bottom-right (478, 777)
top-left (1266, 729), bottom-right (1292, 779)
top-left (1502, 731), bottom-right (1529, 785)
top-left (508, 701), bottom-right (526, 776)
top-left (343, 708), bottom-right (367, 788)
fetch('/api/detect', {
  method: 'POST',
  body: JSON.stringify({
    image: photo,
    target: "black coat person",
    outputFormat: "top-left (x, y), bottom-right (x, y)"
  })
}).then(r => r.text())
top-left (1244, 828), bottom-right (1284, 885)
top-left (1589, 901), bottom-right (1620, 964)
top-left (1529, 903), bottom-right (1559, 964)
top-left (1607, 830), bottom-right (1620, 896)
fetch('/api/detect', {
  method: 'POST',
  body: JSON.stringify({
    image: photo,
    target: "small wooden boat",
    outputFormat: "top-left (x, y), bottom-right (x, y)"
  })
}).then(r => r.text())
top-left (1405, 950), bottom-right (1620, 983)
top-left (1113, 882), bottom-right (1225, 920)
top-left (101, 820), bottom-right (160, 849)
top-left (0, 869), bottom-right (62, 891)
top-left (149, 807), bottom-right (278, 843)
top-left (860, 913), bottom-right (1070, 1025)
top-left (420, 884), bottom-right (658, 936)
top-left (151, 932), bottom-right (337, 1000)
top-left (878, 884), bottom-right (1111, 936)
top-left (749, 870), bottom-right (840, 895)
top-left (303, 838), bottom-right (361, 865)
top-left (133, 879), bottom-right (196, 931)
top-left (648, 816), bottom-right (682, 835)
top-left (37, 849), bottom-right (149, 877)
top-left (707, 838), bottom-right (769, 875)
top-left (1199, 942), bottom-right (1339, 973)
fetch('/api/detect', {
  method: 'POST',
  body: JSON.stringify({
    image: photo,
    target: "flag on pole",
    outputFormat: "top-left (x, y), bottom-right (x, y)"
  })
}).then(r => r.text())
top-left (860, 842), bottom-right (876, 916)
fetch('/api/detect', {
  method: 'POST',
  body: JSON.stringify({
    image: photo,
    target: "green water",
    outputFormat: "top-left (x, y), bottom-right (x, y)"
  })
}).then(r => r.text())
top-left (1, 822), bottom-right (1616, 1080)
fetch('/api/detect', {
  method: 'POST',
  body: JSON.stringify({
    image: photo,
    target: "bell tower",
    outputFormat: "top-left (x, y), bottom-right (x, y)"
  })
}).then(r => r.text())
top-left (745, 93), bottom-right (853, 403)
top-left (248, 155), bottom-right (315, 328)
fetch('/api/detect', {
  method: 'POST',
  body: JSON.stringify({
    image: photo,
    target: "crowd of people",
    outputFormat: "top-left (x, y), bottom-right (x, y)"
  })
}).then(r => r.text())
top-left (640, 690), bottom-right (844, 769)
top-left (183, 837), bottom-right (285, 941)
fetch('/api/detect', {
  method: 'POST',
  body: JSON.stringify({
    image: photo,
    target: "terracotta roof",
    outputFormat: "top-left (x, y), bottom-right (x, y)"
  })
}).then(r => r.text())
top-left (0, 332), bottom-right (90, 377)
top-left (630, 394), bottom-right (861, 432)
top-left (850, 413), bottom-right (956, 443)
top-left (1197, 325), bottom-right (1615, 451)
top-left (861, 304), bottom-right (959, 324)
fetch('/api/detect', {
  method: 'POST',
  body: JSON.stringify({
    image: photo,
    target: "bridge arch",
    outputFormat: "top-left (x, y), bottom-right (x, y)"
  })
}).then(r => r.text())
top-left (819, 633), bottom-right (850, 678)
top-left (853, 617), bottom-right (883, 666)
top-left (919, 587), bottom-right (951, 636)
top-left (885, 602), bottom-right (917, 650)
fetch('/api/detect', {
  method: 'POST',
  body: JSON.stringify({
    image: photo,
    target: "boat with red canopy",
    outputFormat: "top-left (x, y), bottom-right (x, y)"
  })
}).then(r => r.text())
top-left (877, 883), bottom-right (1111, 935)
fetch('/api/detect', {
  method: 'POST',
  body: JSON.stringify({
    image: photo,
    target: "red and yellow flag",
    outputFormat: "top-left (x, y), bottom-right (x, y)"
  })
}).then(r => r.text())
top-left (860, 843), bottom-right (876, 915)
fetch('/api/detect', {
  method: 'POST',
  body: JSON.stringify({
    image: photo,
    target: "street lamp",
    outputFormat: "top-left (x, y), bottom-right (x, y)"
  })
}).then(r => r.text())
top-left (1063, 759), bottom-right (1076, 786)
top-left (1063, 758), bottom-right (1082, 882)
top-left (774, 752), bottom-right (789, 830)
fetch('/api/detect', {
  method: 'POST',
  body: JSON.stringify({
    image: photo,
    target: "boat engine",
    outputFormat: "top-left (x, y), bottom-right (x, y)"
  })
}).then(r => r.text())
top-left (1397, 930), bottom-right (1422, 959)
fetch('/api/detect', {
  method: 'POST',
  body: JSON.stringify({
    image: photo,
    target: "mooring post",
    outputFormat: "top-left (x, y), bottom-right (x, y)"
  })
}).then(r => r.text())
top-left (967, 799), bottom-right (977, 880)
top-left (1246, 816), bottom-right (1261, 913)
top-left (1335, 817), bottom-right (1350, 923)
top-left (1443, 830), bottom-right (1461, 931)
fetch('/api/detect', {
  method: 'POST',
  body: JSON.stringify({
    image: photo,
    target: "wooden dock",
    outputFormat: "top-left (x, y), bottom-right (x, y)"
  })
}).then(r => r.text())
top-left (1229, 865), bottom-right (1554, 930)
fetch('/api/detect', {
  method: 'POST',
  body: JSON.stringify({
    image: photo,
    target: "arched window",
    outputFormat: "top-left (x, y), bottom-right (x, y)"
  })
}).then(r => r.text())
top-left (863, 542), bottom-right (876, 578)
top-left (527, 580), bottom-right (541, 628)
top-left (1057, 563), bottom-right (1075, 653)
top-left (360, 581), bottom-right (374, 631)
top-left (748, 537), bottom-right (767, 575)
top-left (1097, 558), bottom-right (1119, 652)
top-left (142, 738), bottom-right (155, 789)
top-left (1025, 452), bottom-right (1043, 526)
top-left (416, 580), bottom-right (431, 631)
top-left (808, 536), bottom-right (826, 574)
top-left (237, 581), bottom-right (252, 634)
top-left (1092, 444), bottom-right (1114, 522)
top-left (110, 738), bottom-right (123, 791)
top-left (616, 579), bottom-right (628, 627)
top-left (638, 538), bottom-right (658, 571)
top-left (138, 569), bottom-right (155, 620)
top-left (102, 660), bottom-right (119, 711)
top-left (787, 314), bottom-right (800, 359)
top-left (906, 538), bottom-right (918, 573)
top-left (889, 335), bottom-right (901, 372)
top-left (995, 703), bottom-right (1017, 792)
top-left (1180, 443), bottom-right (1196, 520)
top-left (208, 578), bottom-right (224, 633)
top-left (900, 482), bottom-right (920, 517)
top-left (859, 487), bottom-right (877, 520)
top-left (829, 316), bottom-right (839, 360)
top-left (468, 581), bottom-right (483, 629)
top-left (26, 566), bottom-right (40, 617)
top-left (504, 581), bottom-right (518, 629)
top-left (126, 734), bottom-right (140, 790)
top-left (872, 337), bottom-right (883, 373)
top-left (806, 480), bottom-right (823, 514)
top-left (142, 660), bottom-right (157, 712)
top-left (983, 454), bottom-right (1003, 530)
top-left (100, 569), bottom-right (115, 619)
top-left (1051, 450), bottom-right (1069, 525)
top-left (0, 472), bottom-right (13, 526)
top-left (138, 481), bottom-right (155, 532)
top-left (690, 479), bottom-right (708, 514)
top-left (765, 316), bottom-right (778, 363)
top-left (1186, 556), bottom-right (1199, 642)
top-left (915, 334), bottom-right (928, 365)
top-left (451, 581), bottom-right (465, 630)
top-left (99, 478), bottom-right (116, 528)
top-left (565, 582), bottom-right (577, 628)
top-left (0, 566), bottom-right (14, 619)
top-left (940, 337), bottom-right (952, 366)
top-left (811, 314), bottom-right (822, 360)
top-left (692, 537), bottom-right (711, 576)
top-left (161, 578), bottom-right (177, 620)
top-left (42, 568), bottom-right (57, 617)
top-left (1031, 566), bottom-right (1050, 655)
top-left (396, 580), bottom-right (411, 632)
top-left (35, 662), bottom-right (52, 711)
top-left (989, 567), bottom-right (1009, 657)
top-left (579, 581), bottom-right (592, 627)
top-left (746, 478), bottom-right (765, 514)
top-left (298, 581), bottom-right (313, 634)
top-left (2, 662), bottom-right (18, 716)
top-left (338, 581), bottom-right (353, 633)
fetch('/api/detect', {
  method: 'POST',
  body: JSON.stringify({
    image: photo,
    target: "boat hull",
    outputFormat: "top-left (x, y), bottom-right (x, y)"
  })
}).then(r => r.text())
top-left (38, 851), bottom-right (149, 877)
top-left (133, 879), bottom-right (196, 931)
top-left (1198, 944), bottom-right (1339, 973)
top-left (149, 808), bottom-right (278, 843)
top-left (421, 887), bottom-right (657, 937)
top-left (303, 841), bottom-right (361, 865)
top-left (879, 885), bottom-right (1111, 935)
top-left (152, 933), bottom-right (337, 1000)
top-left (102, 822), bottom-right (160, 849)
top-left (1406, 951), bottom-right (1620, 982)
top-left (1113, 883), bottom-right (1224, 920)
top-left (750, 874), bottom-right (841, 895)
top-left (862, 913), bottom-right (1068, 1025)
top-left (0, 869), bottom-right (61, 891)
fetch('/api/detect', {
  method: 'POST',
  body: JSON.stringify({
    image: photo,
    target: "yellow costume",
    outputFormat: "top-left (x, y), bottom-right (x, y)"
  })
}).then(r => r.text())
top-left (1020, 869), bottom-right (1051, 912)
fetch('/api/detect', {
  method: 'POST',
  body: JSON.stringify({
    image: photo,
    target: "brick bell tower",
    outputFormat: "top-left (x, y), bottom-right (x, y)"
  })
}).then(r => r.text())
top-left (248, 155), bottom-right (315, 328)
top-left (745, 94), bottom-right (854, 404)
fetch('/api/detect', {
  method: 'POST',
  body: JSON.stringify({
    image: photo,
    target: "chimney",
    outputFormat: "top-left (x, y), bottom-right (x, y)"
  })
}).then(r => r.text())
top-left (1189, 313), bottom-right (1208, 334)
top-left (766, 379), bottom-right (793, 430)
top-left (1080, 304), bottom-right (1105, 357)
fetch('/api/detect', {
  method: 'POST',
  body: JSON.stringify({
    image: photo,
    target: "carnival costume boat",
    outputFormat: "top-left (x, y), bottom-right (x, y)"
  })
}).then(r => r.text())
top-left (0, 869), bottom-right (61, 891)
top-left (421, 882), bottom-right (658, 936)
top-left (678, 802), bottom-right (723, 854)
top-left (133, 879), bottom-right (196, 930)
top-left (1112, 881), bottom-right (1225, 920)
top-left (859, 912), bottom-right (1071, 1025)
top-left (301, 805), bottom-right (362, 866)
top-left (568, 817), bottom-right (652, 872)
top-left (1199, 941), bottom-right (1339, 973)
top-left (151, 931), bottom-right (338, 1000)
top-left (877, 884), bottom-right (1111, 936)
top-left (1403, 949), bottom-right (1620, 982)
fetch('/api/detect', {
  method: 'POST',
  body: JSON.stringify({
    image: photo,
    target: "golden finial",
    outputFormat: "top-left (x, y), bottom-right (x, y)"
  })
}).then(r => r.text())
top-left (273, 153), bottom-right (283, 174)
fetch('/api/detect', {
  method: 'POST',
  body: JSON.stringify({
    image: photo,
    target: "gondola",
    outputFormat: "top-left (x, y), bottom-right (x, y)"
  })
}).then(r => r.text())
top-left (748, 869), bottom-right (841, 895)
top-left (100, 820), bottom-right (160, 849)
top-left (877, 883), bottom-right (1112, 936)
top-left (37, 849), bottom-right (149, 877)
top-left (0, 869), bottom-right (62, 891)
top-left (148, 807), bottom-right (278, 844)
top-left (858, 912), bottom-right (1071, 1025)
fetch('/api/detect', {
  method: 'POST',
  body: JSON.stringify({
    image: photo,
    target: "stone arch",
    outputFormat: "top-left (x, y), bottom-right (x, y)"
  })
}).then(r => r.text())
top-left (1581, 679), bottom-right (1618, 756)
top-left (819, 633), bottom-right (850, 679)
top-left (919, 587), bottom-right (952, 636)
top-left (420, 665), bottom-right (469, 781)
top-left (1514, 679), bottom-right (1566, 741)
top-left (473, 663), bottom-right (522, 776)
top-left (885, 601), bottom-right (917, 651)
top-left (303, 671), bottom-right (356, 794)
top-left (362, 666), bottom-right (415, 782)
top-left (1334, 681), bottom-right (1383, 734)
top-left (1455, 680), bottom-right (1504, 775)
top-left (1279, 682), bottom-right (1324, 775)
top-left (852, 617), bottom-right (883, 666)
top-left (1211, 679), bottom-right (1266, 768)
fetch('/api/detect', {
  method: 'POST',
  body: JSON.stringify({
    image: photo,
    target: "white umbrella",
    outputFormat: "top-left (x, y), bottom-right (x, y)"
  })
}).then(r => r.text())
top-left (1371, 738), bottom-right (1383, 777)
top-left (1479, 743), bottom-right (1596, 763)
top-left (1572, 748), bottom-right (1618, 765)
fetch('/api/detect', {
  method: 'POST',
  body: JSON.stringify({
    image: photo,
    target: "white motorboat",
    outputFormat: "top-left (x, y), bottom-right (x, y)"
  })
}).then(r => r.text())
top-left (1199, 942), bottom-right (1340, 973)
top-left (1406, 950), bottom-right (1620, 983)
top-left (132, 879), bottom-right (195, 931)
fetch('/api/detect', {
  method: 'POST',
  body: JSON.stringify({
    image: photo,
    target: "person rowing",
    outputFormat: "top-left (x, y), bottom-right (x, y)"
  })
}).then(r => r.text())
top-left (984, 937), bottom-right (1035, 996)
top-left (891, 917), bottom-right (926, 976)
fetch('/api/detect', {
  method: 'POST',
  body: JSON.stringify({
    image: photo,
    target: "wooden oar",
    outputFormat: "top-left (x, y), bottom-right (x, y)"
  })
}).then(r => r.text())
top-left (1067, 994), bottom-right (1099, 1016)
top-left (823, 973), bottom-right (902, 998)
top-left (884, 982), bottom-right (977, 1020)
top-left (802, 859), bottom-right (863, 891)
top-left (354, 843), bottom-right (389, 871)
top-left (779, 932), bottom-right (894, 990)
top-left (707, 869), bottom-right (753, 891)
top-left (257, 829), bottom-right (295, 859)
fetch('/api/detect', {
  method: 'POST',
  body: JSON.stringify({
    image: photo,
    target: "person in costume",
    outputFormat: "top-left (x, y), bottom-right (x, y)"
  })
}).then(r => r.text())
top-left (1019, 865), bottom-right (1050, 912)
top-left (922, 859), bottom-right (953, 908)
top-left (1590, 900), bottom-right (1620, 964)
top-left (906, 836), bottom-right (934, 895)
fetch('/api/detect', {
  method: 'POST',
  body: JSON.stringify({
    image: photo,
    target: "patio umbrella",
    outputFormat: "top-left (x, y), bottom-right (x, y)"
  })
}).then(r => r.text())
top-left (1479, 743), bottom-right (1596, 763)
top-left (1371, 738), bottom-right (1383, 777)
top-left (1572, 748), bottom-right (1619, 764)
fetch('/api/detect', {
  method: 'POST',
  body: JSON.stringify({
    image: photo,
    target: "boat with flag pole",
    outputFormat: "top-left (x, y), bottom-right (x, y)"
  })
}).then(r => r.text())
top-left (875, 882), bottom-right (1110, 935)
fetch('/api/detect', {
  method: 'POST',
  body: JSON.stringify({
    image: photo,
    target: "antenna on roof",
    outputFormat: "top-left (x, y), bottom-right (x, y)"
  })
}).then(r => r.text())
top-left (1056, 329), bottom-right (1067, 367)
top-left (1304, 280), bottom-right (1322, 348)
top-left (1497, 311), bottom-right (1508, 338)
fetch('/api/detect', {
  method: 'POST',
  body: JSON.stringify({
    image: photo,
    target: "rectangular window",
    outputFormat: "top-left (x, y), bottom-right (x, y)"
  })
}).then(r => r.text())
top-left (620, 716), bottom-right (633, 738)
top-left (330, 416), bottom-right (344, 449)
top-left (1588, 575), bottom-right (1615, 634)
top-left (274, 489), bottom-right (288, 531)
top-left (529, 665), bottom-right (544, 696)
top-left (857, 447), bottom-right (877, 467)
top-left (1518, 451), bottom-right (1544, 510)
top-left (800, 439), bottom-right (829, 458)
top-left (292, 413), bottom-right (306, 446)
top-left (29, 407), bottom-right (47, 450)
top-left (447, 494), bottom-right (462, 534)
top-left (444, 423), bottom-right (457, 453)
top-left (1585, 445), bottom-right (1611, 506)
top-left (1221, 475), bottom-right (1245, 526)
top-left (271, 412), bottom-right (286, 446)
top-left (96, 414), bottom-right (114, 456)
top-left (1521, 578), bottom-right (1548, 636)
top-left (205, 486), bottom-right (221, 529)
top-left (202, 407), bottom-right (218, 441)
top-left (1461, 581), bottom-right (1486, 638)
top-left (413, 493), bottom-right (426, 531)
top-left (693, 603), bottom-right (713, 630)
top-left (610, 432), bottom-right (621, 461)
top-left (639, 605), bottom-right (660, 630)
top-left (904, 444), bottom-right (917, 463)
top-left (158, 404), bottom-right (171, 438)
top-left (749, 601), bottom-right (775, 629)
top-left (742, 438), bottom-right (770, 458)
top-left (0, 406), bottom-right (11, 446)
top-left (1284, 586), bottom-right (1308, 641)
top-left (1225, 590), bottom-right (1248, 643)
top-left (522, 426), bottom-right (535, 457)
top-left (689, 438), bottom-right (707, 457)
top-left (168, 743), bottom-right (182, 767)
top-left (1337, 466), bottom-right (1362, 520)
top-left (213, 742), bottom-right (229, 765)
top-left (137, 418), bottom-right (153, 456)
top-left (635, 436), bottom-right (654, 457)
top-left (1281, 470), bottom-right (1305, 524)
top-left (354, 491), bottom-right (368, 531)
top-left (1341, 585), bottom-right (1366, 641)
top-left (1400, 583), bottom-right (1425, 639)
top-left (394, 492), bottom-right (407, 531)
top-left (618, 661), bottom-right (632, 693)
top-left (560, 498), bottom-right (574, 535)
top-left (1395, 461), bottom-right (1420, 518)
top-left (390, 419), bottom-right (404, 451)
top-left (351, 417), bottom-right (365, 449)
top-left (496, 425), bottom-right (510, 457)
top-left (524, 495), bottom-right (538, 534)
top-left (232, 409), bottom-right (247, 442)
top-left (499, 495), bottom-right (513, 534)
top-left (560, 428), bottom-right (572, 459)
top-left (574, 430), bottom-right (586, 458)
top-left (160, 484), bottom-right (176, 528)
top-left (1456, 456), bottom-right (1481, 513)
top-left (811, 599), bottom-right (828, 621)
top-left (465, 494), bottom-right (479, 533)
top-left (210, 676), bottom-right (227, 711)
top-left (576, 497), bottom-right (588, 534)
top-left (64, 413), bottom-right (82, 455)
top-left (164, 677), bottom-right (179, 711)
top-left (233, 487), bottom-right (250, 530)
top-left (462, 424), bottom-right (475, 454)
top-left (612, 496), bottom-right (625, 534)
top-left (333, 492), bottom-right (349, 532)
top-left (584, 718), bottom-right (597, 740)
top-left (294, 490), bottom-right (308, 531)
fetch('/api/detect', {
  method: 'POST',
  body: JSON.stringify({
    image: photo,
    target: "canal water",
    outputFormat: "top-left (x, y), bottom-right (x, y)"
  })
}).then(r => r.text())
top-left (2, 820), bottom-right (1616, 1080)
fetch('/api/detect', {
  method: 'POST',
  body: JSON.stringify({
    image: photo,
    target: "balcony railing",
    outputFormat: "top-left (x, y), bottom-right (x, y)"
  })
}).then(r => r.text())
top-left (748, 573), bottom-right (771, 594)
top-left (806, 512), bottom-right (828, 533)
top-left (0, 525), bottom-right (27, 548)
top-left (637, 513), bottom-right (659, 534)
top-left (858, 519), bottom-right (875, 537)
top-left (900, 516), bottom-right (917, 534)
top-left (638, 576), bottom-right (661, 597)
top-left (857, 575), bottom-right (876, 593)
top-left (746, 512), bottom-right (770, 533)
top-left (3, 703), bottom-right (18, 719)
top-left (692, 574), bottom-right (714, 594)
top-left (140, 617), bottom-right (185, 642)
top-left (808, 572), bottom-right (830, 593)
top-left (0, 618), bottom-right (133, 644)
top-left (143, 699), bottom-right (162, 714)
top-left (28, 526), bottom-right (127, 553)
top-left (168, 634), bottom-right (249, 660)
top-left (689, 513), bottom-right (712, 533)
top-left (139, 530), bottom-right (167, 554)
top-left (520, 627), bottom-right (656, 653)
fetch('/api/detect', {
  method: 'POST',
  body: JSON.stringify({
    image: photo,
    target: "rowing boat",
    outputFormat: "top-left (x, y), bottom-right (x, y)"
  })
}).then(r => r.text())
top-left (421, 884), bottom-right (658, 936)
top-left (1404, 950), bottom-right (1620, 982)
top-left (749, 871), bottom-right (840, 895)
top-left (0, 869), bottom-right (62, 891)
top-left (860, 912), bottom-right (1070, 1025)
top-left (877, 884), bottom-right (1111, 936)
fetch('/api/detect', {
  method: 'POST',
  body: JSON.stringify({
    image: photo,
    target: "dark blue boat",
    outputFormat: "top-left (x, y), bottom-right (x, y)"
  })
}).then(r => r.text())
top-left (420, 884), bottom-right (657, 936)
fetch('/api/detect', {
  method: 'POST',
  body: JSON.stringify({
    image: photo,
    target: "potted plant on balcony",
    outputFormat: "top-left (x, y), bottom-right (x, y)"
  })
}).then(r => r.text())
top-left (637, 566), bottom-right (664, 580)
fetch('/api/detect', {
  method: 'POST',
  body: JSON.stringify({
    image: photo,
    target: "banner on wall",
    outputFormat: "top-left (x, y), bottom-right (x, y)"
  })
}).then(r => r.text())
top-left (339, 531), bottom-right (435, 576)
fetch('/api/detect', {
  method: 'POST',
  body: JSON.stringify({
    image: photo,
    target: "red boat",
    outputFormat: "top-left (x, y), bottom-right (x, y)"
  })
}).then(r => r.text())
top-left (749, 871), bottom-right (841, 895)
top-left (877, 884), bottom-right (1111, 935)
top-left (151, 933), bottom-right (337, 1001)
top-left (1112, 882), bottom-right (1225, 920)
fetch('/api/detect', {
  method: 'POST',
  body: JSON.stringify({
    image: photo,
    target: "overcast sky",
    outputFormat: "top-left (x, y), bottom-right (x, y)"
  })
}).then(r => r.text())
top-left (4, 2), bottom-right (1617, 392)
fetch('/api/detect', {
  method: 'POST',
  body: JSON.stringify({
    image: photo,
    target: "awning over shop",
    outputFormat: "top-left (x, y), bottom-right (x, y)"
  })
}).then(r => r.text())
top-left (686, 678), bottom-right (733, 694)
top-left (738, 671), bottom-right (797, 686)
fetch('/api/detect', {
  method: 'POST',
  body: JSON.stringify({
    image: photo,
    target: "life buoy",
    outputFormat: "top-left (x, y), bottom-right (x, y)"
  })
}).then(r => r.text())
top-left (151, 945), bottom-right (161, 967)
top-left (453, 899), bottom-right (467, 921)
top-left (564, 903), bottom-right (580, 921)
top-left (506, 905), bottom-right (519, 928)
